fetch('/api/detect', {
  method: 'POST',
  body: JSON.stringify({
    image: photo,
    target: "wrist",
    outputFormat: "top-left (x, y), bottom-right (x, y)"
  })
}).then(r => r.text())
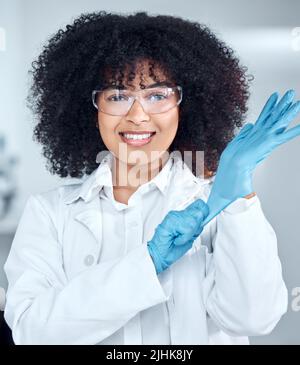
top-left (243, 192), bottom-right (256, 199)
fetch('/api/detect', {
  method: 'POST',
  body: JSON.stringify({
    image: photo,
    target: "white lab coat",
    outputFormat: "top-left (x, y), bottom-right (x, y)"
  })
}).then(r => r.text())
top-left (3, 151), bottom-right (288, 345)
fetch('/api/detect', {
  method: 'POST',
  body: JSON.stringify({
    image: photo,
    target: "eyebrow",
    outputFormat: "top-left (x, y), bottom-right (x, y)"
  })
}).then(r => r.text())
top-left (104, 81), bottom-right (175, 90)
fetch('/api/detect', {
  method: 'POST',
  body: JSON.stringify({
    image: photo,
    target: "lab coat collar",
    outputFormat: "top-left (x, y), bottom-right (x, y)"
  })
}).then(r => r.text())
top-left (63, 150), bottom-right (197, 205)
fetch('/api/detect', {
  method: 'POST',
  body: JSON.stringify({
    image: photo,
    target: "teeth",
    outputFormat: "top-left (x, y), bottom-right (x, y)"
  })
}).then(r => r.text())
top-left (122, 133), bottom-right (153, 140)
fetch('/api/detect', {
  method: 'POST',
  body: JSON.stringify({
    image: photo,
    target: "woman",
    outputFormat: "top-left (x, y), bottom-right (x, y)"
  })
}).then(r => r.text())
top-left (4, 11), bottom-right (300, 345)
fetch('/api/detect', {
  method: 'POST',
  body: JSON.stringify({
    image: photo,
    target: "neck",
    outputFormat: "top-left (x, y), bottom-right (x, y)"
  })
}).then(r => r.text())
top-left (112, 152), bottom-right (170, 190)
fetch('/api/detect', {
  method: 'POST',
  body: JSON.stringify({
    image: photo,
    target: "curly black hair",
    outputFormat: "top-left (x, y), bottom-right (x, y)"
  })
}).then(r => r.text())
top-left (27, 10), bottom-right (253, 178)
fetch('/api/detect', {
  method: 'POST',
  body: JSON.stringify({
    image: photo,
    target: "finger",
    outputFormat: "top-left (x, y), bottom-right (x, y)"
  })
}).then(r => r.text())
top-left (173, 234), bottom-right (194, 247)
top-left (184, 198), bottom-right (209, 219)
top-left (225, 123), bottom-right (254, 150)
top-left (278, 101), bottom-right (293, 119)
top-left (255, 92), bottom-right (279, 127)
top-left (169, 199), bottom-right (209, 241)
top-left (264, 89), bottom-right (295, 127)
top-left (162, 209), bottom-right (195, 239)
top-left (269, 101), bottom-right (293, 132)
top-left (234, 123), bottom-right (254, 141)
top-left (174, 223), bottom-right (204, 246)
top-left (271, 100), bottom-right (300, 132)
top-left (277, 123), bottom-right (300, 144)
top-left (192, 222), bottom-right (205, 237)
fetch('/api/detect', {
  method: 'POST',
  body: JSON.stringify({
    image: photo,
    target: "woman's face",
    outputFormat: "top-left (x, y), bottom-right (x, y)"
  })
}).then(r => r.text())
top-left (96, 62), bottom-right (179, 167)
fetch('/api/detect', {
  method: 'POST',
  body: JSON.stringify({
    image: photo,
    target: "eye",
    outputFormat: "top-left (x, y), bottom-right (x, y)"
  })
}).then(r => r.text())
top-left (107, 94), bottom-right (129, 102)
top-left (148, 93), bottom-right (167, 102)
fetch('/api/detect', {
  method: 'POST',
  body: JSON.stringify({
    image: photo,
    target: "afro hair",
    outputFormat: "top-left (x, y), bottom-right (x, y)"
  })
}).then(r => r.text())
top-left (27, 10), bottom-right (253, 178)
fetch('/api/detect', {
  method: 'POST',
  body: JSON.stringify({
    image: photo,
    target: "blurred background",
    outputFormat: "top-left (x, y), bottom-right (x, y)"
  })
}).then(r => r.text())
top-left (0, 0), bottom-right (299, 344)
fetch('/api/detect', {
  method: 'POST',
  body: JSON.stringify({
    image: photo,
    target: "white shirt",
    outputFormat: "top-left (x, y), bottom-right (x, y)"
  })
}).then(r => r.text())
top-left (97, 153), bottom-right (175, 344)
top-left (3, 151), bottom-right (288, 345)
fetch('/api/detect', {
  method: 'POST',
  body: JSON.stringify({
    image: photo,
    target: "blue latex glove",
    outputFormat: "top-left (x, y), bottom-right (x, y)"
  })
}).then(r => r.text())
top-left (202, 89), bottom-right (300, 226)
top-left (147, 199), bottom-right (209, 274)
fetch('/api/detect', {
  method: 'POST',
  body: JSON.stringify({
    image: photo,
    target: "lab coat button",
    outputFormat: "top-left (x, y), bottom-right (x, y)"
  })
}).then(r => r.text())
top-left (84, 255), bottom-right (95, 266)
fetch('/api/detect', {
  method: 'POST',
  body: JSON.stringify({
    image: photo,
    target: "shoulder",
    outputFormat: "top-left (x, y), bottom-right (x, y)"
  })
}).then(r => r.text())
top-left (25, 182), bottom-right (83, 224)
top-left (34, 182), bottom-right (81, 206)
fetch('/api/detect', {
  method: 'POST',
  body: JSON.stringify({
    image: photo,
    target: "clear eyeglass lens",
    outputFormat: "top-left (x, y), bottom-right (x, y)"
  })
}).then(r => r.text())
top-left (93, 86), bottom-right (181, 115)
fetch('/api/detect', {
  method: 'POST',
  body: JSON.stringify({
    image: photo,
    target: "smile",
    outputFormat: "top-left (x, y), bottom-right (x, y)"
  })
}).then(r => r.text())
top-left (119, 132), bottom-right (156, 146)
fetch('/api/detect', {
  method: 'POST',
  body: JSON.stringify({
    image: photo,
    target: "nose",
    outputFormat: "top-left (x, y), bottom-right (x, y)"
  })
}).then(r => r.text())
top-left (125, 98), bottom-right (150, 124)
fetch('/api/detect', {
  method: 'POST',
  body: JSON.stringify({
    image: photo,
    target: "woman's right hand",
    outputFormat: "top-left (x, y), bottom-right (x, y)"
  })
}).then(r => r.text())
top-left (147, 199), bottom-right (209, 274)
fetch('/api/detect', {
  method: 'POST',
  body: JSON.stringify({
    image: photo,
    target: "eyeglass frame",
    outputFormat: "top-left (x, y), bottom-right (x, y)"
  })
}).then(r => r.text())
top-left (91, 85), bottom-right (183, 116)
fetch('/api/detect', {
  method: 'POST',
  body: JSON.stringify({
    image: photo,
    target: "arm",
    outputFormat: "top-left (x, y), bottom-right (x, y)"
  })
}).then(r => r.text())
top-left (202, 195), bottom-right (288, 336)
top-left (4, 195), bottom-right (170, 345)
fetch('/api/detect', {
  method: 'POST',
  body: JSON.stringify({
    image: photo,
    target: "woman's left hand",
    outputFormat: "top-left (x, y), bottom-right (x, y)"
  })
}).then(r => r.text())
top-left (202, 89), bottom-right (300, 226)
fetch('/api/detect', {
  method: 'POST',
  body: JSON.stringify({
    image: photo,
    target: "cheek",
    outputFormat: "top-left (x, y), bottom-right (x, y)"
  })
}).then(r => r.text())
top-left (98, 116), bottom-right (119, 147)
top-left (155, 112), bottom-right (179, 141)
top-left (157, 125), bottom-right (178, 144)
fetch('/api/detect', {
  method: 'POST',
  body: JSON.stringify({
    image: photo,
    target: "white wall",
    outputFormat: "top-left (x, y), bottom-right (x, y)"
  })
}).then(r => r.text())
top-left (223, 28), bottom-right (300, 345)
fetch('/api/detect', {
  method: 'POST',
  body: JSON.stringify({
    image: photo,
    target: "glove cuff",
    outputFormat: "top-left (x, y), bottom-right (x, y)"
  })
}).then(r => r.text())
top-left (147, 242), bottom-right (168, 275)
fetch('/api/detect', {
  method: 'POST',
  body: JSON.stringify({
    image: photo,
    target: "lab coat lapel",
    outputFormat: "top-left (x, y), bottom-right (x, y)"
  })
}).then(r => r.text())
top-left (161, 158), bottom-right (210, 344)
top-left (73, 197), bottom-right (102, 246)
